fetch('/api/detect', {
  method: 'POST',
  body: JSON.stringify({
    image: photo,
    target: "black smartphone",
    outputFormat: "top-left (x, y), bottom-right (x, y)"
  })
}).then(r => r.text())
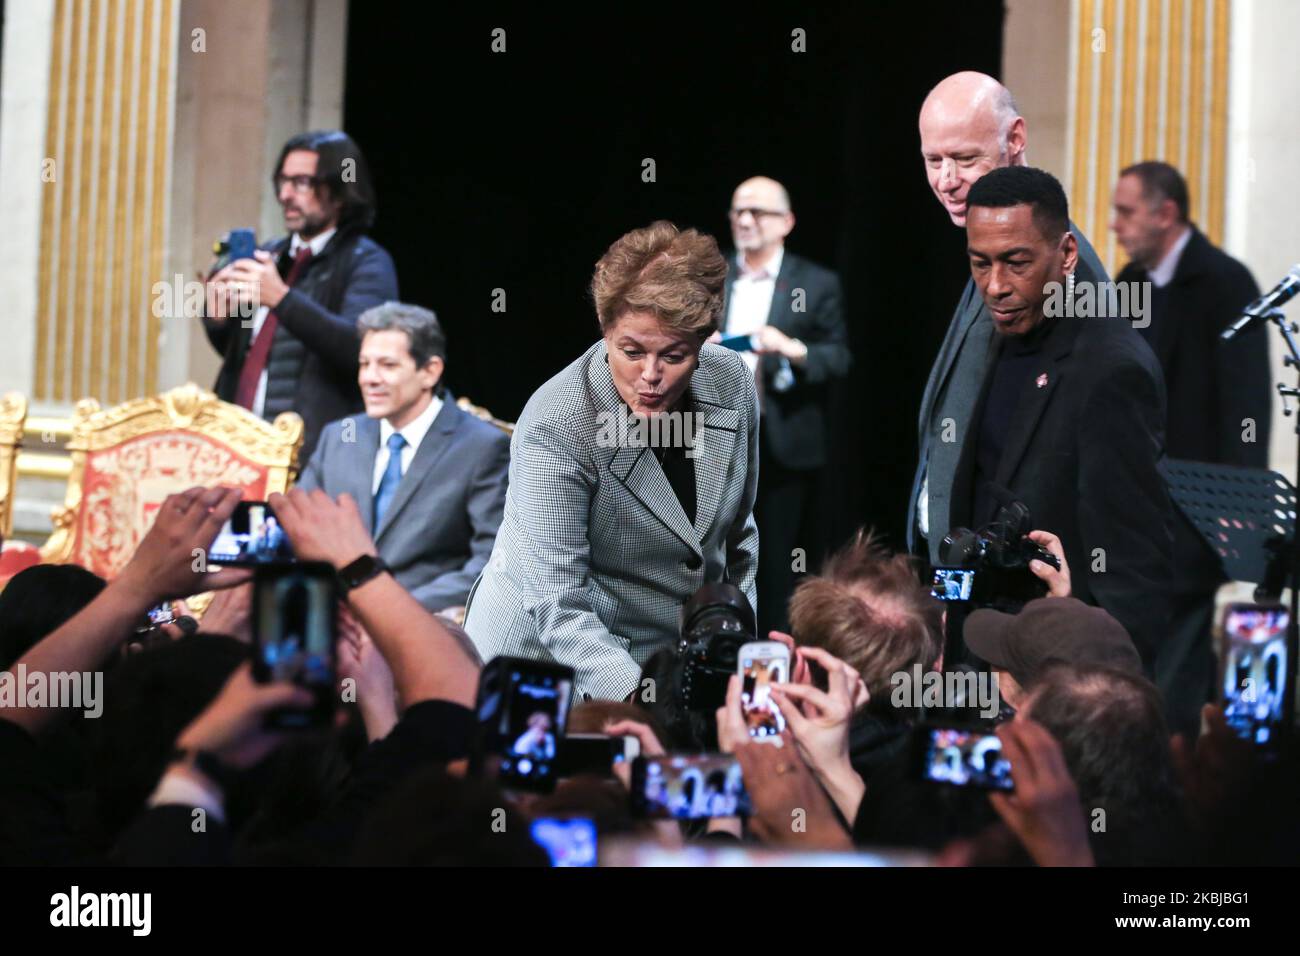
top-left (555, 733), bottom-right (641, 777)
top-left (629, 753), bottom-right (750, 819)
top-left (209, 501), bottom-right (295, 566)
top-left (913, 724), bottom-right (1014, 791)
top-left (471, 657), bottom-right (575, 793)
top-left (251, 562), bottom-right (337, 729)
top-left (930, 567), bottom-right (976, 602)
top-left (1220, 603), bottom-right (1289, 754)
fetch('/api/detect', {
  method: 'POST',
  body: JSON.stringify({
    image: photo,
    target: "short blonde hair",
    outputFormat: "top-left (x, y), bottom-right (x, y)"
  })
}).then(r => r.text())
top-left (591, 220), bottom-right (727, 341)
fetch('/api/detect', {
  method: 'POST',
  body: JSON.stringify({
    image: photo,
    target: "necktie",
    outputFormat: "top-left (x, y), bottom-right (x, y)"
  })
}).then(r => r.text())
top-left (373, 432), bottom-right (408, 529)
top-left (235, 247), bottom-right (314, 410)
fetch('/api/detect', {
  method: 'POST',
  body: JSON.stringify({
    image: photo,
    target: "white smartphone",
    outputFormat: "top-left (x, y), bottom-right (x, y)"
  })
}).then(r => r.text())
top-left (738, 640), bottom-right (790, 741)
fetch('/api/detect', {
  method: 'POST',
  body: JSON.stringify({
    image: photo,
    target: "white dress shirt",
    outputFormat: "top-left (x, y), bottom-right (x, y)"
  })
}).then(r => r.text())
top-left (725, 246), bottom-right (784, 376)
top-left (1148, 225), bottom-right (1192, 288)
top-left (372, 392), bottom-right (444, 495)
top-left (250, 227), bottom-right (336, 416)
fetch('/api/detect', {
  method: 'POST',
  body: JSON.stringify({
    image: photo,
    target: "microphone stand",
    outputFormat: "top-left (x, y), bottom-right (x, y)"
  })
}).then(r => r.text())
top-left (1261, 306), bottom-right (1300, 737)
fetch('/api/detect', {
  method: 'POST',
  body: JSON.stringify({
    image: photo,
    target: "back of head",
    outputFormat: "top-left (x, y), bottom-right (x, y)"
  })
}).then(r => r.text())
top-left (352, 765), bottom-right (549, 866)
top-left (788, 530), bottom-right (943, 708)
top-left (90, 635), bottom-right (249, 841)
top-left (1022, 662), bottom-right (1188, 864)
top-left (0, 564), bottom-right (106, 669)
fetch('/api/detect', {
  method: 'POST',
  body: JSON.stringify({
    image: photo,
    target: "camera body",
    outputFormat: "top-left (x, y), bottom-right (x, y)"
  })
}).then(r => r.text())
top-left (939, 501), bottom-right (1059, 612)
top-left (676, 582), bottom-right (756, 714)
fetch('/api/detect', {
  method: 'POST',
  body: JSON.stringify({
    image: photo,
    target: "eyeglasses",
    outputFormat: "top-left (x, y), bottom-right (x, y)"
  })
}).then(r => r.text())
top-left (274, 173), bottom-right (322, 193)
top-left (728, 207), bottom-right (788, 221)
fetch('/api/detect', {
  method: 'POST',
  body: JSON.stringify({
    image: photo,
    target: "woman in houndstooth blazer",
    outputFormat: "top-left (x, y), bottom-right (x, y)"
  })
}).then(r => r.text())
top-left (464, 222), bottom-right (760, 701)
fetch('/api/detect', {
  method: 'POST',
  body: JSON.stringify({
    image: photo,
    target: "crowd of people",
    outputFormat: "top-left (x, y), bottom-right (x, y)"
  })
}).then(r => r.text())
top-left (1, 65), bottom-right (1297, 867)
top-left (0, 485), bottom-right (1294, 866)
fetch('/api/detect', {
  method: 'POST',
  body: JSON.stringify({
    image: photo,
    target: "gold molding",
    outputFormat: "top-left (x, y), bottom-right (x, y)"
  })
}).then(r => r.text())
top-left (0, 393), bottom-right (29, 539)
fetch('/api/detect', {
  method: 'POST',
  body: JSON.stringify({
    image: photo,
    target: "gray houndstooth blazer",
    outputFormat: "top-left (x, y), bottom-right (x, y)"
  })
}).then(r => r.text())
top-left (463, 339), bottom-right (760, 701)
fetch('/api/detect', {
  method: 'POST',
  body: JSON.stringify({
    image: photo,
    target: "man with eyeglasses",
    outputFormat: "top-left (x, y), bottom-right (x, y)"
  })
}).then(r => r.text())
top-left (204, 130), bottom-right (398, 458)
top-left (717, 176), bottom-right (852, 636)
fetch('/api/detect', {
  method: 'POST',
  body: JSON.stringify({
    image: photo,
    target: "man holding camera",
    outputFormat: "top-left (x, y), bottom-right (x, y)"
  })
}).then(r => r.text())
top-left (204, 130), bottom-right (399, 460)
top-left (948, 166), bottom-right (1172, 672)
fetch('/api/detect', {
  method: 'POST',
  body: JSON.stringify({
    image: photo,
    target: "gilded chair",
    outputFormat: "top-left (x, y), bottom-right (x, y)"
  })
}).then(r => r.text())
top-left (40, 383), bottom-right (303, 581)
top-left (455, 396), bottom-right (515, 436)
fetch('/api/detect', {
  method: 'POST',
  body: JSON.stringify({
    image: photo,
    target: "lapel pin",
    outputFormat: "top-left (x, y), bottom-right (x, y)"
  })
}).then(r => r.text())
top-left (1035, 373), bottom-right (1049, 389)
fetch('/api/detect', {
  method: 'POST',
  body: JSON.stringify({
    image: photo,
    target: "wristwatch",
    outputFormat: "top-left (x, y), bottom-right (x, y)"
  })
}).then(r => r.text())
top-left (336, 553), bottom-right (391, 593)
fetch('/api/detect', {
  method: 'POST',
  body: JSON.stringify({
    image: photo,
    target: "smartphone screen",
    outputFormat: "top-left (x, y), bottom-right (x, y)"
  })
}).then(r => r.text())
top-left (530, 818), bottom-right (597, 867)
top-left (210, 501), bottom-right (295, 565)
top-left (717, 333), bottom-right (754, 352)
top-left (630, 753), bottom-right (750, 819)
top-left (739, 642), bottom-right (788, 740)
top-left (1221, 603), bottom-right (1289, 751)
top-left (251, 562), bottom-right (337, 728)
top-left (916, 725), bottom-right (1014, 791)
top-left (473, 658), bottom-right (574, 792)
top-left (556, 734), bottom-right (639, 777)
top-left (930, 567), bottom-right (976, 602)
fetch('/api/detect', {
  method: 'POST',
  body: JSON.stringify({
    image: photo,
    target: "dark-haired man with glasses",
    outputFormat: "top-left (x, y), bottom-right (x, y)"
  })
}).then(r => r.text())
top-left (204, 129), bottom-right (399, 458)
top-left (717, 176), bottom-right (852, 636)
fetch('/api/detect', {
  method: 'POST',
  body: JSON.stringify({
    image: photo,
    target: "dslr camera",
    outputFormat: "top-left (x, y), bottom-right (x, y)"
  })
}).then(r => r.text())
top-left (677, 582), bottom-right (756, 712)
top-left (936, 501), bottom-right (1060, 612)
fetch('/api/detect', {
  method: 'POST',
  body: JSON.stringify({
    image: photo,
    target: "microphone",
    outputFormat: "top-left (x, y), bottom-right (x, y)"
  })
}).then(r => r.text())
top-left (1222, 264), bottom-right (1300, 340)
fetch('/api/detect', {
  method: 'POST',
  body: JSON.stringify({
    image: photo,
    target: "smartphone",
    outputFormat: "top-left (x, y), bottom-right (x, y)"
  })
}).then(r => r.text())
top-left (913, 724), bottom-right (1014, 791)
top-left (209, 501), bottom-right (295, 565)
top-left (717, 333), bottom-right (754, 352)
top-left (471, 657), bottom-right (575, 793)
top-left (530, 818), bottom-right (598, 867)
top-left (227, 228), bottom-right (257, 262)
top-left (738, 640), bottom-right (789, 740)
top-left (930, 567), bottom-right (976, 602)
top-left (630, 753), bottom-right (750, 819)
top-left (251, 562), bottom-right (337, 729)
top-left (555, 733), bottom-right (641, 777)
top-left (1220, 603), bottom-right (1289, 753)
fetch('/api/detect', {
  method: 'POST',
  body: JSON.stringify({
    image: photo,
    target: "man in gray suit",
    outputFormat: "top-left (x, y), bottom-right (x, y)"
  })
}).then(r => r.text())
top-left (297, 302), bottom-right (510, 615)
top-left (909, 72), bottom-right (1110, 562)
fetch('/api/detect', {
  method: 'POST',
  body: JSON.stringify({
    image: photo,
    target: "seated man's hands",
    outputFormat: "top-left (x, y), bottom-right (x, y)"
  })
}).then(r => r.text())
top-left (989, 717), bottom-right (1094, 867)
top-left (117, 486), bottom-right (250, 606)
top-left (269, 488), bottom-right (378, 570)
top-left (1027, 529), bottom-right (1071, 598)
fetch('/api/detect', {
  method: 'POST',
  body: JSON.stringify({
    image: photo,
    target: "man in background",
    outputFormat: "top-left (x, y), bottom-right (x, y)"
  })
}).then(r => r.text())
top-left (720, 176), bottom-right (852, 635)
top-left (1112, 160), bottom-right (1272, 735)
top-left (204, 129), bottom-right (399, 460)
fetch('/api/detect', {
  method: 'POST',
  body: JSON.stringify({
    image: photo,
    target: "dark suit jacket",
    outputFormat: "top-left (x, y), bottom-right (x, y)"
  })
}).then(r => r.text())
top-left (721, 250), bottom-right (852, 469)
top-left (950, 312), bottom-right (1174, 667)
top-left (909, 223), bottom-right (1108, 561)
top-left (203, 228), bottom-right (399, 460)
top-left (296, 396), bottom-right (511, 612)
top-left (1116, 227), bottom-right (1270, 467)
